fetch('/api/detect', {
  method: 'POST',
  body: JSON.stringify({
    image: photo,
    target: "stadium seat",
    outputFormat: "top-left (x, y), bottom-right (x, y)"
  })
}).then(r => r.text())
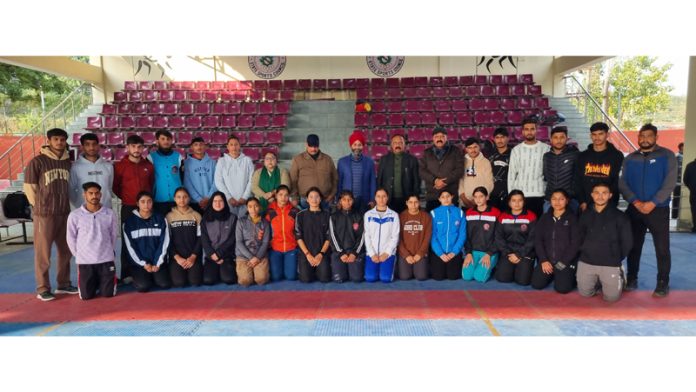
top-left (266, 131), bottom-right (283, 144)
top-left (237, 115), bottom-right (254, 128)
top-left (247, 131), bottom-right (265, 145)
top-left (227, 102), bottom-right (242, 115)
top-left (258, 102), bottom-right (274, 115)
top-left (86, 117), bottom-right (102, 130)
top-left (220, 115), bottom-right (236, 128)
top-left (443, 76), bottom-right (459, 87)
top-left (168, 116), bottom-right (185, 128)
top-left (212, 131), bottom-right (229, 145)
top-left (185, 116), bottom-right (202, 129)
top-left (179, 103), bottom-right (194, 115)
top-left (188, 91), bottom-right (203, 101)
top-left (387, 114), bottom-right (404, 126)
top-left (342, 79), bottom-right (357, 89)
top-left (254, 115), bottom-right (271, 128)
top-left (202, 116), bottom-right (220, 128)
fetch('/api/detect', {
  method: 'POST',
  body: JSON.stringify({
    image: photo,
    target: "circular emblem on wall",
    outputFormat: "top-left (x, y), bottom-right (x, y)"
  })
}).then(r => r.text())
top-left (366, 56), bottom-right (405, 77)
top-left (248, 56), bottom-right (287, 79)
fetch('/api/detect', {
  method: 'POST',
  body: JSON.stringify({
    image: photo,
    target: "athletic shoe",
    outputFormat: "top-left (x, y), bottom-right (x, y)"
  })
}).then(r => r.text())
top-left (652, 280), bottom-right (669, 298)
top-left (36, 291), bottom-right (56, 302)
top-left (55, 285), bottom-right (79, 294)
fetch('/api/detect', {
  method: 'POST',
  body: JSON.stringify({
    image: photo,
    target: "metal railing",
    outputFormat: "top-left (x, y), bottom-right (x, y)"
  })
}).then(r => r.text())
top-left (0, 84), bottom-right (93, 183)
top-left (562, 75), bottom-right (637, 154)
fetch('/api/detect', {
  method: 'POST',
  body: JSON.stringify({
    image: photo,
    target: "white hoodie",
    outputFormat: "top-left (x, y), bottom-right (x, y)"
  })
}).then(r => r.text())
top-left (69, 154), bottom-right (114, 209)
top-left (214, 152), bottom-right (254, 202)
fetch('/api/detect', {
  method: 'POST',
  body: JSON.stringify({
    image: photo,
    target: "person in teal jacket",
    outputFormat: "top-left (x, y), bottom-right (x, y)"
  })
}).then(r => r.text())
top-left (429, 189), bottom-right (467, 280)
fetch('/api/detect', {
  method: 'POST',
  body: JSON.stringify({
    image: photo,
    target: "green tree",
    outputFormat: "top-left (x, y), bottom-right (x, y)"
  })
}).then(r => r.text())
top-left (0, 63), bottom-right (80, 104)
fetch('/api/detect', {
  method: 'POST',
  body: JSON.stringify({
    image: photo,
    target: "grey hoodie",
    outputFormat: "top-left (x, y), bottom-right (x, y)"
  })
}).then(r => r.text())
top-left (69, 154), bottom-right (114, 209)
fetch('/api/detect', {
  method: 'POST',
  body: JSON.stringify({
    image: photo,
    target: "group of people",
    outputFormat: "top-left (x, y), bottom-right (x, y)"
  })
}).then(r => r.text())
top-left (24, 117), bottom-right (679, 303)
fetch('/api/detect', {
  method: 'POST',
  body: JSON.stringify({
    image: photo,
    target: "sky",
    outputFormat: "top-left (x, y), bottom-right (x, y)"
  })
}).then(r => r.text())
top-left (657, 56), bottom-right (690, 96)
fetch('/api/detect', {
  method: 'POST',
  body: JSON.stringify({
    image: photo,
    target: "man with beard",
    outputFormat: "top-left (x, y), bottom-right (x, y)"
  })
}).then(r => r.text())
top-left (336, 130), bottom-right (376, 213)
top-left (458, 137), bottom-right (493, 210)
top-left (508, 118), bottom-right (550, 217)
top-left (419, 127), bottom-right (465, 211)
top-left (619, 123), bottom-right (677, 297)
top-left (542, 126), bottom-right (580, 213)
top-left (377, 134), bottom-right (421, 213)
top-left (289, 134), bottom-right (338, 210)
top-left (114, 134), bottom-right (154, 284)
top-left (69, 132), bottom-right (114, 210)
top-left (488, 127), bottom-right (512, 211)
top-left (147, 130), bottom-right (184, 216)
top-left (575, 122), bottom-right (624, 211)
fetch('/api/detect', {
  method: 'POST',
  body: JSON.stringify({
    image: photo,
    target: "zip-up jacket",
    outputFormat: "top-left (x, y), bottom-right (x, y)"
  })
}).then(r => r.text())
top-left (419, 143), bottom-right (465, 201)
top-left (147, 149), bottom-right (184, 203)
top-left (543, 145), bottom-right (579, 199)
top-left (266, 201), bottom-right (298, 252)
top-left (430, 205), bottom-right (467, 256)
top-left (113, 157), bottom-right (154, 207)
top-left (575, 142), bottom-right (624, 206)
top-left (166, 206), bottom-right (202, 259)
top-left (578, 206), bottom-right (633, 267)
top-left (69, 154), bottom-right (114, 209)
top-left (495, 210), bottom-right (537, 260)
top-left (488, 147), bottom-right (511, 203)
top-left (329, 209), bottom-right (365, 256)
top-left (201, 214), bottom-right (237, 262)
top-left (534, 209), bottom-right (580, 265)
top-left (294, 209), bottom-right (331, 254)
top-left (364, 207), bottom-right (400, 257)
top-left (123, 210), bottom-right (169, 268)
top-left (183, 153), bottom-right (217, 203)
top-left (23, 146), bottom-right (71, 216)
top-left (619, 146), bottom-right (677, 207)
top-left (235, 215), bottom-right (270, 260)
top-left (289, 151), bottom-right (338, 200)
top-left (66, 205), bottom-right (118, 265)
top-left (337, 154), bottom-right (377, 204)
top-left (214, 153), bottom-right (255, 202)
top-left (464, 206), bottom-right (500, 255)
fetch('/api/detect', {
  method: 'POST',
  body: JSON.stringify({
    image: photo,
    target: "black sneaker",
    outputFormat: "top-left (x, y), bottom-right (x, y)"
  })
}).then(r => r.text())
top-left (624, 278), bottom-right (638, 292)
top-left (653, 280), bottom-right (669, 298)
top-left (36, 291), bottom-right (56, 302)
top-left (55, 285), bottom-right (78, 295)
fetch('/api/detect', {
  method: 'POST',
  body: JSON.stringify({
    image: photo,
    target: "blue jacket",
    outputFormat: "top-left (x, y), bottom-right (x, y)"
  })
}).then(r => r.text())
top-left (123, 210), bottom-right (170, 268)
top-left (337, 154), bottom-right (377, 204)
top-left (183, 153), bottom-right (217, 203)
top-left (619, 146), bottom-right (677, 207)
top-left (430, 205), bottom-right (467, 256)
top-left (147, 149), bottom-right (184, 203)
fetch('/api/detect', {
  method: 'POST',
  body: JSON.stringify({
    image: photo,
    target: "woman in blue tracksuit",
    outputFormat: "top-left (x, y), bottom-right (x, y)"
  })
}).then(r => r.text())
top-left (123, 191), bottom-right (172, 292)
top-left (363, 188), bottom-right (400, 282)
top-left (429, 189), bottom-right (467, 280)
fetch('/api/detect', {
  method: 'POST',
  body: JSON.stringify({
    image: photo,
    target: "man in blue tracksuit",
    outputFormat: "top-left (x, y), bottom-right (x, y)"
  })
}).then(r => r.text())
top-left (619, 123), bottom-right (677, 297)
top-left (429, 190), bottom-right (467, 280)
top-left (183, 137), bottom-right (217, 214)
top-left (148, 130), bottom-right (184, 216)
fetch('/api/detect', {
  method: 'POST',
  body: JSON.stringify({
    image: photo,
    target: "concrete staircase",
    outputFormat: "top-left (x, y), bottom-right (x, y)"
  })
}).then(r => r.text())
top-left (67, 103), bottom-right (103, 140)
top-left (279, 100), bottom-right (355, 167)
top-left (548, 96), bottom-right (591, 151)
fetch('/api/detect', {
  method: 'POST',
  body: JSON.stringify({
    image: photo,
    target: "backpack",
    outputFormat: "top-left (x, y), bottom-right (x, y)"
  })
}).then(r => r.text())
top-left (3, 192), bottom-right (32, 220)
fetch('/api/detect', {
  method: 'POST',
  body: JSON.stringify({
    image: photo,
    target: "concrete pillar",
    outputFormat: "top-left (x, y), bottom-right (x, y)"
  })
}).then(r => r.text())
top-left (678, 56), bottom-right (696, 230)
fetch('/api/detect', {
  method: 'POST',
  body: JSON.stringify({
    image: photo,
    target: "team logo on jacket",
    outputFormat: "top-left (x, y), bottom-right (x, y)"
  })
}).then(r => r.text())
top-left (520, 224), bottom-right (528, 232)
top-left (248, 56), bottom-right (287, 79)
top-left (454, 220), bottom-right (460, 226)
top-left (353, 223), bottom-right (360, 231)
top-left (366, 56), bottom-right (405, 77)
top-left (483, 223), bottom-right (490, 231)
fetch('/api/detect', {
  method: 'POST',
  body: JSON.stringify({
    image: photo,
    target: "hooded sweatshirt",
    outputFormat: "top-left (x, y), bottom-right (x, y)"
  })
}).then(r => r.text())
top-left (619, 145), bottom-right (677, 207)
top-left (183, 153), bottom-right (217, 203)
top-left (147, 148), bottom-right (184, 203)
top-left (575, 142), bottom-right (624, 207)
top-left (201, 213), bottom-right (237, 262)
top-left (235, 215), bottom-right (271, 260)
top-left (166, 206), bottom-right (202, 259)
top-left (458, 153), bottom-right (494, 200)
top-left (578, 205), bottom-right (632, 267)
top-left (123, 210), bottom-right (170, 268)
top-left (66, 205), bottom-right (118, 265)
top-left (214, 152), bottom-right (254, 202)
top-left (23, 146), bottom-right (71, 216)
top-left (69, 154), bottom-right (114, 209)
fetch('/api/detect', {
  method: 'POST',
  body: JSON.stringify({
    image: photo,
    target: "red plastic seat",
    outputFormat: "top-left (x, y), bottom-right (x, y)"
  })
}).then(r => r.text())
top-left (354, 113), bottom-right (369, 127)
top-left (254, 80), bottom-right (269, 91)
top-left (136, 116), bottom-right (153, 128)
top-left (226, 102), bottom-right (241, 115)
top-left (489, 75), bottom-right (504, 85)
top-left (117, 103), bottom-right (131, 114)
top-left (168, 116), bottom-right (186, 128)
top-left (120, 116), bottom-right (136, 129)
top-left (162, 103), bottom-right (177, 115)
top-left (202, 116), bottom-right (220, 128)
top-left (297, 79), bottom-right (312, 90)
top-left (254, 115), bottom-right (271, 128)
top-left (100, 104), bottom-right (116, 115)
top-left (212, 131), bottom-right (229, 144)
top-left (100, 148), bottom-right (113, 161)
top-left (387, 114), bottom-right (404, 126)
top-left (535, 97), bottom-right (549, 109)
top-left (188, 91), bottom-right (203, 101)
top-left (264, 90), bottom-right (280, 101)
top-left (210, 81), bottom-right (225, 90)
top-left (520, 74), bottom-right (534, 84)
top-left (400, 77), bottom-right (415, 88)
top-left (176, 131), bottom-right (193, 146)
top-left (474, 111), bottom-right (492, 124)
top-left (481, 85), bottom-right (496, 97)
top-left (220, 115), bottom-right (236, 128)
top-left (370, 129), bottom-right (389, 143)
top-left (247, 131), bottom-right (265, 145)
top-left (451, 100), bottom-right (468, 112)
top-left (479, 127), bottom-right (495, 140)
top-left (113, 91), bottom-right (127, 102)
top-left (124, 81), bottom-right (137, 91)
top-left (211, 103), bottom-right (227, 115)
top-left (446, 127), bottom-right (459, 140)
top-left (312, 79), bottom-right (327, 90)
top-left (262, 146), bottom-right (279, 156)
top-left (356, 89), bottom-right (370, 100)
top-left (279, 90), bottom-right (295, 101)
top-left (419, 100), bottom-right (434, 112)
top-left (386, 101), bottom-right (403, 113)
top-left (132, 103), bottom-right (148, 114)
top-left (484, 98), bottom-right (499, 110)
top-left (460, 127), bottom-right (478, 139)
top-left (405, 113), bottom-right (421, 126)
top-left (432, 87), bottom-right (448, 98)
top-left (474, 75), bottom-right (488, 85)
top-left (207, 149), bottom-right (222, 160)
top-left (269, 80), bottom-right (283, 90)
top-left (158, 90), bottom-right (174, 101)
top-left (153, 81), bottom-right (168, 90)
top-left (370, 78), bottom-right (386, 89)
top-left (537, 126), bottom-right (550, 141)
top-left (86, 117), bottom-right (102, 130)
top-left (490, 111), bottom-right (506, 124)
top-left (511, 85), bottom-right (526, 96)
top-left (179, 103), bottom-right (194, 115)
top-left (143, 90), bottom-right (158, 101)
top-left (113, 148), bottom-right (127, 161)
top-left (455, 112), bottom-right (473, 125)
top-left (421, 112), bottom-right (437, 125)
top-left (503, 75), bottom-right (518, 85)
top-left (258, 102), bottom-right (273, 115)
top-left (153, 116), bottom-right (168, 128)
top-left (371, 113), bottom-right (387, 127)
top-left (507, 111), bottom-right (524, 124)
top-left (408, 144), bottom-right (426, 158)
top-left (266, 131), bottom-right (283, 144)
top-left (497, 85), bottom-right (511, 96)
top-left (242, 102), bottom-right (258, 115)
top-left (371, 101), bottom-right (386, 113)
top-left (103, 116), bottom-right (119, 129)
top-left (203, 91), bottom-right (218, 101)
top-left (386, 88), bottom-right (401, 100)
top-left (140, 132), bottom-right (157, 144)
top-left (447, 87), bottom-right (463, 98)
top-left (416, 87), bottom-right (430, 98)
top-left (500, 98), bottom-right (517, 111)
top-left (194, 103), bottom-right (210, 115)
top-left (342, 79), bottom-right (357, 89)
top-left (148, 103), bottom-right (164, 114)
top-left (172, 90), bottom-right (187, 101)
top-left (517, 97), bottom-right (533, 109)
top-left (283, 80), bottom-right (298, 90)
top-left (385, 78), bottom-right (400, 88)
top-left (466, 86), bottom-right (481, 97)
top-left (249, 90), bottom-right (263, 101)
top-left (527, 85), bottom-right (542, 96)
top-left (404, 100), bottom-right (420, 112)
top-left (434, 100), bottom-right (451, 112)
top-left (273, 101), bottom-right (290, 115)
top-left (185, 116), bottom-right (202, 129)
top-left (408, 128), bottom-right (427, 143)
top-left (438, 112), bottom-right (454, 125)
top-left (193, 130), bottom-right (212, 142)
top-left (371, 88), bottom-right (386, 100)
top-left (242, 147), bottom-right (261, 161)
top-left (403, 88), bottom-right (418, 99)
top-left (459, 76), bottom-right (474, 85)
top-left (107, 132), bottom-right (125, 145)
top-left (470, 98), bottom-right (485, 111)
top-left (414, 77), bottom-right (428, 87)
top-left (237, 115), bottom-right (254, 128)
top-left (71, 132), bottom-right (83, 146)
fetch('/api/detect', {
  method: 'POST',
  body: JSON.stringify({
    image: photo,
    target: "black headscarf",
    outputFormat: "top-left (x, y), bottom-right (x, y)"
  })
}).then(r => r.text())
top-left (204, 191), bottom-right (231, 222)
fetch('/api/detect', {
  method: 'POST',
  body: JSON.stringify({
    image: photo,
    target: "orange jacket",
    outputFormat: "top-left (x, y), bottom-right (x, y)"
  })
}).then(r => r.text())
top-left (265, 201), bottom-right (299, 252)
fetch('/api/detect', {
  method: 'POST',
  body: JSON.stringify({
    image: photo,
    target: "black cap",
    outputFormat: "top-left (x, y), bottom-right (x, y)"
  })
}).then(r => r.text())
top-left (432, 126), bottom-right (446, 136)
top-left (307, 134), bottom-right (320, 147)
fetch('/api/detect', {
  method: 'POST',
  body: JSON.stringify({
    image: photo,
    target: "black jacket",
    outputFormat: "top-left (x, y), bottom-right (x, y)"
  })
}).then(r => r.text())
top-left (543, 145), bottom-right (579, 199)
top-left (487, 147), bottom-right (511, 204)
top-left (377, 152), bottom-right (421, 199)
top-left (328, 209), bottom-right (365, 256)
top-left (419, 143), bottom-right (465, 201)
top-left (495, 210), bottom-right (537, 260)
top-left (201, 214), bottom-right (237, 262)
top-left (464, 206), bottom-right (500, 255)
top-left (684, 159), bottom-right (696, 192)
top-left (295, 209), bottom-right (331, 254)
top-left (534, 209), bottom-right (580, 266)
top-left (575, 142), bottom-right (624, 207)
top-left (578, 206), bottom-right (632, 267)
